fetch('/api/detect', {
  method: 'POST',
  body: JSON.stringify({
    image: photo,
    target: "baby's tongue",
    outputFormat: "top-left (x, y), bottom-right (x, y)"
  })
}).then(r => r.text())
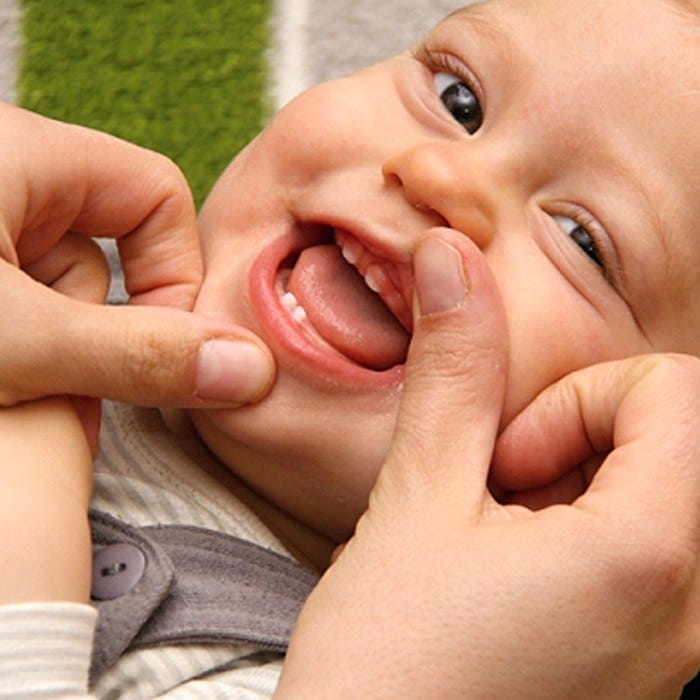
top-left (287, 244), bottom-right (409, 370)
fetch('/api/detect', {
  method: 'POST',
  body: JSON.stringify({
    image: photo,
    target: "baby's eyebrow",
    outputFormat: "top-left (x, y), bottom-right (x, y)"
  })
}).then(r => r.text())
top-left (433, 3), bottom-right (518, 70)
top-left (445, 4), bottom-right (509, 43)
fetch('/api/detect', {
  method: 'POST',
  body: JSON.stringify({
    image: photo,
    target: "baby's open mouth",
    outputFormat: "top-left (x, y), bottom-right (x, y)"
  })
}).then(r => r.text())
top-left (275, 228), bottom-right (413, 371)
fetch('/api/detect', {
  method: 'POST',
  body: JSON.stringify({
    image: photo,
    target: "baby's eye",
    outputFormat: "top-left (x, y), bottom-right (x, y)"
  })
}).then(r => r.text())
top-left (433, 71), bottom-right (483, 134)
top-left (553, 215), bottom-right (603, 267)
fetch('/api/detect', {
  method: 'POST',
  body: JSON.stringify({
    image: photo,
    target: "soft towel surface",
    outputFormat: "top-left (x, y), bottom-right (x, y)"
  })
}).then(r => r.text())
top-left (1, 0), bottom-right (469, 107)
top-left (269, 0), bottom-right (469, 106)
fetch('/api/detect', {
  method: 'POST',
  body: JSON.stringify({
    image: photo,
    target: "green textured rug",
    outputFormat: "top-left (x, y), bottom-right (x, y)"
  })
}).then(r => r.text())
top-left (19, 0), bottom-right (271, 207)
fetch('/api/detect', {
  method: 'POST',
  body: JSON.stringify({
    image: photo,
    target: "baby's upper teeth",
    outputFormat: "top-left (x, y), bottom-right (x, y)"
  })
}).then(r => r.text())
top-left (334, 228), bottom-right (413, 331)
top-left (338, 233), bottom-right (384, 296)
top-left (363, 267), bottom-right (382, 293)
top-left (340, 236), bottom-right (362, 265)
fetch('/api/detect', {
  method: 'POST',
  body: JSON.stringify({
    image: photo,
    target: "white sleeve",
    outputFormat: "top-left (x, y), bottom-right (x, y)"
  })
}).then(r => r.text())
top-left (151, 658), bottom-right (284, 699)
top-left (0, 602), bottom-right (97, 699)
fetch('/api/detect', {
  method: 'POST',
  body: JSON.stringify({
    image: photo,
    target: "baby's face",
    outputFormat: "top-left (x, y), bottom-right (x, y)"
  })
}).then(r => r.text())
top-left (192, 0), bottom-right (699, 541)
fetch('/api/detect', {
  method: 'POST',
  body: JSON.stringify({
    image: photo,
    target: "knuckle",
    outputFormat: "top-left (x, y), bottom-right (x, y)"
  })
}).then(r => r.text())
top-left (409, 325), bottom-right (504, 384)
top-left (642, 354), bottom-right (700, 438)
top-left (604, 524), bottom-right (696, 613)
top-left (117, 326), bottom-right (190, 402)
top-left (408, 342), bottom-right (464, 382)
top-left (637, 352), bottom-right (700, 394)
top-left (123, 150), bottom-right (194, 226)
top-left (59, 238), bottom-right (111, 303)
top-left (149, 153), bottom-right (192, 200)
top-left (644, 536), bottom-right (696, 603)
top-left (532, 512), bottom-right (699, 694)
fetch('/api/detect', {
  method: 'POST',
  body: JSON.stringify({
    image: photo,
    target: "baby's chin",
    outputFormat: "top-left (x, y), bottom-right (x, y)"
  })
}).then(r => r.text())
top-left (187, 404), bottom-right (385, 541)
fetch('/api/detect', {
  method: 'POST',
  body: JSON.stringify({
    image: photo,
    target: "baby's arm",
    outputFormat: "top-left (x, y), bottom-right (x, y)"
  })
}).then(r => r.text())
top-left (0, 397), bottom-right (92, 604)
top-left (0, 396), bottom-right (96, 697)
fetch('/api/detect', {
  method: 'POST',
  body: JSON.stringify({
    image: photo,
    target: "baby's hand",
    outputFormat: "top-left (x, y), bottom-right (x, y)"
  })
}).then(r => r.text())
top-left (0, 103), bottom-right (274, 412)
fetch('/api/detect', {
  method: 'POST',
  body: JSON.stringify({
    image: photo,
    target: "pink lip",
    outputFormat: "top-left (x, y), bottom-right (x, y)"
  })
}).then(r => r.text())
top-left (249, 227), bottom-right (405, 387)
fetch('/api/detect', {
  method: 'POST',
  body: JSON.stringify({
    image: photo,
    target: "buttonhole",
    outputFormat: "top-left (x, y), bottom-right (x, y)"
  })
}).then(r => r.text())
top-left (101, 562), bottom-right (128, 577)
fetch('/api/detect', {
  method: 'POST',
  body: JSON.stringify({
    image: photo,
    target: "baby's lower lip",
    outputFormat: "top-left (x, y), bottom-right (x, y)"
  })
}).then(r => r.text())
top-left (248, 227), bottom-right (404, 387)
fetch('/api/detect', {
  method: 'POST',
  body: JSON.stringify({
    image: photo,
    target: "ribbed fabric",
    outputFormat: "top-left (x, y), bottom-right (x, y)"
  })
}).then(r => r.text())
top-left (0, 402), bottom-right (292, 698)
top-left (0, 603), bottom-right (96, 698)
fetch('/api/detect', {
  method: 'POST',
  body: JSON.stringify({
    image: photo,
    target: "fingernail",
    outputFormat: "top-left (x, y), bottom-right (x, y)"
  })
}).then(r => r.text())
top-left (196, 339), bottom-right (273, 402)
top-left (415, 238), bottom-right (467, 316)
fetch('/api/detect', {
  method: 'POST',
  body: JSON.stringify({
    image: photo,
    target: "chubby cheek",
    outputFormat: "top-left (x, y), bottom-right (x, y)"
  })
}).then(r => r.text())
top-left (191, 370), bottom-right (402, 537)
top-left (501, 297), bottom-right (644, 428)
top-left (487, 234), bottom-right (652, 427)
top-left (207, 378), bottom-right (396, 467)
top-left (260, 85), bottom-right (359, 178)
top-left (260, 70), bottom-right (406, 182)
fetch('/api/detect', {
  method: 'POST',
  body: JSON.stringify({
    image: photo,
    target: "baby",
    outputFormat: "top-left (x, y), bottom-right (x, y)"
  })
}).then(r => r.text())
top-left (190, 0), bottom-right (699, 542)
top-left (2, 0), bottom-right (699, 697)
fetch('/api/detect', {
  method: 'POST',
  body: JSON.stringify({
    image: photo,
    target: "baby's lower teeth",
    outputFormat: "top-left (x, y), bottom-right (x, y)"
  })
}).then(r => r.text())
top-left (281, 291), bottom-right (298, 312)
top-left (281, 291), bottom-right (309, 325)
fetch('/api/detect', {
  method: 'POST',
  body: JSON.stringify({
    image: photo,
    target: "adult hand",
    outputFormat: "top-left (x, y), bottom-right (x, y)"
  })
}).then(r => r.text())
top-left (277, 228), bottom-right (700, 699)
top-left (0, 103), bottom-right (274, 410)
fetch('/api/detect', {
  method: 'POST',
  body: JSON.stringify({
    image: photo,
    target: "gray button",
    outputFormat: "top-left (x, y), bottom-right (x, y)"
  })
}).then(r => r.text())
top-left (91, 543), bottom-right (146, 600)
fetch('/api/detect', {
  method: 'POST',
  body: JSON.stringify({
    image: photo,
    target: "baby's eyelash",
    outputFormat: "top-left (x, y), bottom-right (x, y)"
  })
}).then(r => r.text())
top-left (412, 45), bottom-right (483, 104)
top-left (554, 209), bottom-right (616, 284)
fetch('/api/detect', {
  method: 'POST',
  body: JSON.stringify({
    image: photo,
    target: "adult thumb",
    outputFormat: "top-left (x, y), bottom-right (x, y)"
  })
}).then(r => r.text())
top-left (379, 228), bottom-right (509, 510)
top-left (1, 267), bottom-right (275, 408)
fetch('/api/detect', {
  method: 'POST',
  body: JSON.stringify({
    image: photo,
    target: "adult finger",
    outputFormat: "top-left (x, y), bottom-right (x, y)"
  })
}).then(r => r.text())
top-left (378, 228), bottom-right (509, 513)
top-left (0, 263), bottom-right (274, 408)
top-left (0, 104), bottom-right (201, 310)
top-left (23, 234), bottom-right (112, 453)
top-left (22, 232), bottom-right (111, 303)
top-left (493, 354), bottom-right (700, 523)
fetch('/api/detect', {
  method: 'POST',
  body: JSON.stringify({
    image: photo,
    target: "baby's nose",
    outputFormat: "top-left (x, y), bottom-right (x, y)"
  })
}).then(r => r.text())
top-left (382, 141), bottom-right (494, 250)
